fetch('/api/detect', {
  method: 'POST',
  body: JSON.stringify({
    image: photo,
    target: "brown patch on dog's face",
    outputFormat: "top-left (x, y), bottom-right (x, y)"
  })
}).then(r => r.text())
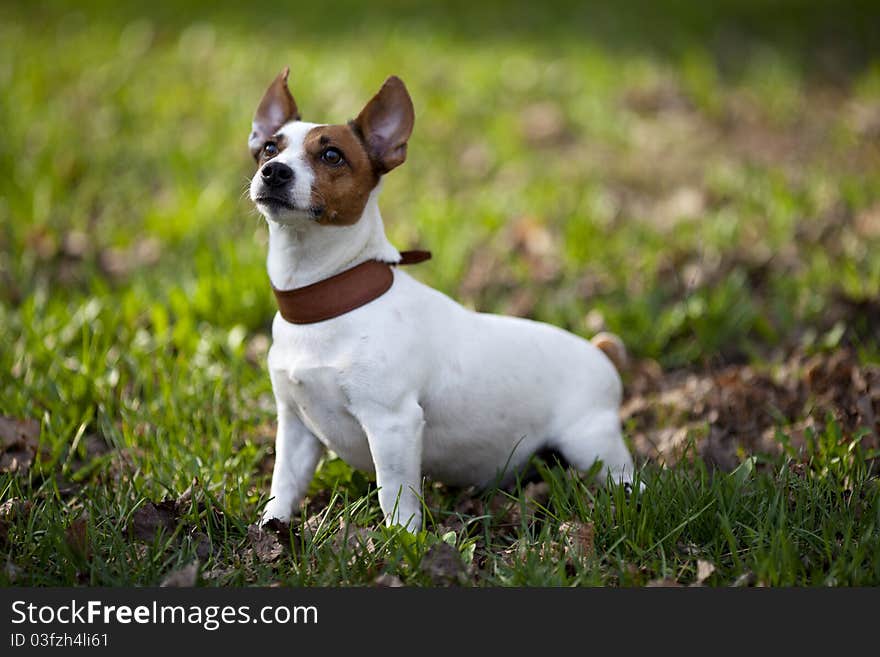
top-left (303, 124), bottom-right (380, 225)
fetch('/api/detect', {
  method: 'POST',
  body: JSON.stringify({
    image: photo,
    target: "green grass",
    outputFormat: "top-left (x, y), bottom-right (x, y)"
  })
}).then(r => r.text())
top-left (3, 438), bottom-right (878, 586)
top-left (1, 0), bottom-right (879, 586)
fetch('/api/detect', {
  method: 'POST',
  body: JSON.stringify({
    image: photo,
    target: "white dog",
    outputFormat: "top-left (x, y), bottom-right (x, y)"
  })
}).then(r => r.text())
top-left (249, 68), bottom-right (635, 531)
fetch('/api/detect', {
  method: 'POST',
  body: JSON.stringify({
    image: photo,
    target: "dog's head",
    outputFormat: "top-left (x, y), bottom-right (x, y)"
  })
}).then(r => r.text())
top-left (248, 68), bottom-right (414, 226)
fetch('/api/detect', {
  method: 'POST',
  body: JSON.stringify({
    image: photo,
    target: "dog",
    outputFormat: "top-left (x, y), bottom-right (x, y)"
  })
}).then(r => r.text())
top-left (249, 68), bottom-right (636, 531)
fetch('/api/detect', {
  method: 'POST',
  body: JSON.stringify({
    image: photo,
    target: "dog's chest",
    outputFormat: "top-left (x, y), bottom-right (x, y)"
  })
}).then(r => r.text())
top-left (267, 328), bottom-right (375, 472)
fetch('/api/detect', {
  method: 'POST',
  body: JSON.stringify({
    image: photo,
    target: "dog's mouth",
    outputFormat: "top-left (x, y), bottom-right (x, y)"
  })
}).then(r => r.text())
top-left (255, 196), bottom-right (325, 220)
top-left (254, 195), bottom-right (298, 212)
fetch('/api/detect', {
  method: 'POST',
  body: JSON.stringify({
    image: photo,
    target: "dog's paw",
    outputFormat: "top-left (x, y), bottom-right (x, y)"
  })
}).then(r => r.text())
top-left (259, 503), bottom-right (291, 528)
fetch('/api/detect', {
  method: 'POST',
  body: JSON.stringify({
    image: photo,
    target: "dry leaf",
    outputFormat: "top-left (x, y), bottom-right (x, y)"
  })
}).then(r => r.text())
top-left (190, 530), bottom-right (213, 560)
top-left (624, 347), bottom-right (879, 469)
top-left (646, 577), bottom-right (683, 587)
top-left (246, 334), bottom-right (271, 366)
top-left (654, 186), bottom-right (705, 229)
top-left (0, 498), bottom-right (32, 546)
top-left (61, 230), bottom-right (89, 258)
top-left (98, 238), bottom-right (160, 278)
top-left (247, 523), bottom-right (285, 562)
top-left (0, 417), bottom-right (39, 449)
top-left (202, 566), bottom-right (235, 582)
top-left (854, 203), bottom-right (880, 239)
top-left (160, 561), bottom-right (199, 587)
top-left (559, 520), bottom-right (595, 562)
top-left (732, 571), bottom-right (757, 587)
top-left (458, 141), bottom-right (492, 177)
top-left (0, 498), bottom-right (32, 520)
top-left (65, 516), bottom-right (90, 560)
top-left (507, 215), bottom-right (560, 283)
top-left (695, 559), bottom-right (716, 585)
top-left (520, 101), bottom-right (567, 146)
top-left (373, 573), bottom-right (404, 588)
top-left (622, 81), bottom-right (693, 116)
top-left (420, 542), bottom-right (466, 585)
top-left (129, 501), bottom-right (178, 542)
top-left (522, 481), bottom-right (550, 521)
top-left (175, 478), bottom-right (200, 511)
top-left (4, 560), bottom-right (23, 582)
top-left (335, 521), bottom-right (375, 558)
top-left (0, 416), bottom-right (40, 474)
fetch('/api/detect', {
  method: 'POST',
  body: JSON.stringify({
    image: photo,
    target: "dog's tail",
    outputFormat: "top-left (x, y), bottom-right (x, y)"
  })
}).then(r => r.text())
top-left (591, 331), bottom-right (628, 373)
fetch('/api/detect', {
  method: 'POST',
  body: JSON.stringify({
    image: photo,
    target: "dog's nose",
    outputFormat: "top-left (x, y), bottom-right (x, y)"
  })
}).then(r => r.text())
top-left (261, 161), bottom-right (294, 187)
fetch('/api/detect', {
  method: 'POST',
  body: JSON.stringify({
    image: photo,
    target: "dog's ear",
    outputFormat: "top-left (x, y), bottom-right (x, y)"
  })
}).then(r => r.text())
top-left (249, 67), bottom-right (300, 159)
top-left (352, 76), bottom-right (414, 174)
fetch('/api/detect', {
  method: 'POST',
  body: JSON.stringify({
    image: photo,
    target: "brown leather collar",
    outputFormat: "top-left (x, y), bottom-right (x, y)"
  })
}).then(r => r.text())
top-left (271, 250), bottom-right (431, 324)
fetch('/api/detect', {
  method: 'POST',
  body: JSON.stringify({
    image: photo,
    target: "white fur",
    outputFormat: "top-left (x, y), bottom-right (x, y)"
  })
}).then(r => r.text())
top-left (249, 121), bottom-right (319, 225)
top-left (252, 121), bottom-right (635, 531)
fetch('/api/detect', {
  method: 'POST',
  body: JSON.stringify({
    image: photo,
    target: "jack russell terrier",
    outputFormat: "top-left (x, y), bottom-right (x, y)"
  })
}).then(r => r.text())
top-left (249, 68), bottom-right (636, 531)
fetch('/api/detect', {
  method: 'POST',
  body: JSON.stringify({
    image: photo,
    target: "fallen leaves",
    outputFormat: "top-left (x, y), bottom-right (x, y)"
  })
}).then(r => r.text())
top-left (0, 416), bottom-right (40, 474)
top-left (65, 515), bottom-right (90, 560)
top-left (458, 215), bottom-right (561, 317)
top-left (623, 347), bottom-right (880, 470)
top-left (245, 333), bottom-right (271, 366)
top-left (373, 572), bottom-right (404, 587)
top-left (499, 518), bottom-right (597, 575)
top-left (4, 561), bottom-right (24, 583)
top-left (622, 80), bottom-right (694, 117)
top-left (125, 478), bottom-right (212, 544)
top-left (458, 141), bottom-right (493, 178)
top-left (732, 571), bottom-right (757, 587)
top-left (21, 227), bottom-right (162, 288)
top-left (420, 542), bottom-right (467, 586)
top-left (98, 239), bottom-right (161, 278)
top-left (190, 530), bottom-right (213, 560)
top-left (854, 202), bottom-right (880, 239)
top-left (652, 186), bottom-right (706, 230)
top-left (160, 560), bottom-right (199, 587)
top-left (507, 215), bottom-right (560, 283)
top-left (114, 484), bottom-right (294, 583)
top-left (129, 501), bottom-right (179, 542)
top-left (646, 577), bottom-right (683, 587)
top-left (519, 101), bottom-right (569, 147)
top-left (694, 559), bottom-right (716, 585)
top-left (334, 522), bottom-right (376, 559)
top-left (0, 498), bottom-right (32, 521)
top-left (559, 520), bottom-right (596, 563)
top-left (0, 498), bottom-right (33, 546)
top-left (247, 522), bottom-right (287, 563)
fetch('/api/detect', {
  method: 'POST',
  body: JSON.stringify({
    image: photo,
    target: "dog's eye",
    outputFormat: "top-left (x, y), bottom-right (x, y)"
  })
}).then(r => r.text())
top-left (321, 147), bottom-right (345, 166)
top-left (263, 142), bottom-right (279, 157)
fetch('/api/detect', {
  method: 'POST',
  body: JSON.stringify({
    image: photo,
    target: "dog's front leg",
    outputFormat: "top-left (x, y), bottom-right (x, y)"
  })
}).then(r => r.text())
top-left (261, 403), bottom-right (323, 526)
top-left (353, 396), bottom-right (425, 532)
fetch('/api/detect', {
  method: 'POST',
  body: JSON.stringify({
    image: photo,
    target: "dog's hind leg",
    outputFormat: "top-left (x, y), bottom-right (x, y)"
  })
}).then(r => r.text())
top-left (552, 411), bottom-right (635, 487)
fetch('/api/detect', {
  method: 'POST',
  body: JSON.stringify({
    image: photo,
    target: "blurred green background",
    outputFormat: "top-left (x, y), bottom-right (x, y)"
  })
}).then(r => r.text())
top-left (2, 0), bottom-right (880, 477)
top-left (0, 0), bottom-right (879, 585)
top-left (2, 0), bottom-right (879, 367)
top-left (2, 0), bottom-right (879, 481)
